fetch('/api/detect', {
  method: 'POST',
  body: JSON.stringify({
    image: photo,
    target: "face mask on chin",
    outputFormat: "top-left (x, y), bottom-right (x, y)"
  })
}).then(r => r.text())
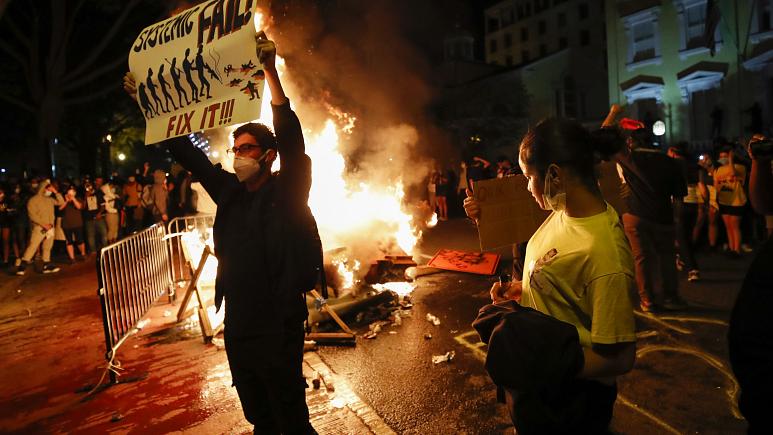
top-left (541, 164), bottom-right (566, 212)
top-left (717, 157), bottom-right (729, 165)
top-left (233, 151), bottom-right (271, 182)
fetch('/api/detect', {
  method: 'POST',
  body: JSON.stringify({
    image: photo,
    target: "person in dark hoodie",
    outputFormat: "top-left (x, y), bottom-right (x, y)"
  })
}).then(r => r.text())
top-left (124, 37), bottom-right (319, 434)
top-left (465, 115), bottom-right (636, 433)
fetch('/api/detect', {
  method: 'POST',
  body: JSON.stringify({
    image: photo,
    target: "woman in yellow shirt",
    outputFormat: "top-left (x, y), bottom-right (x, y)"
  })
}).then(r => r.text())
top-left (465, 119), bottom-right (636, 432)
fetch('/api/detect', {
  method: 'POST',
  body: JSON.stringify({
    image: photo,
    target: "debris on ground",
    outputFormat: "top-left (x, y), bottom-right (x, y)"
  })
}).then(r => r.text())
top-left (330, 397), bottom-right (347, 409)
top-left (211, 337), bottom-right (225, 350)
top-left (110, 412), bottom-right (123, 422)
top-left (391, 311), bottom-right (402, 326)
top-left (426, 313), bottom-right (441, 326)
top-left (432, 351), bottom-right (455, 364)
top-left (163, 310), bottom-right (172, 317)
top-left (424, 333), bottom-right (433, 340)
top-left (388, 331), bottom-right (397, 335)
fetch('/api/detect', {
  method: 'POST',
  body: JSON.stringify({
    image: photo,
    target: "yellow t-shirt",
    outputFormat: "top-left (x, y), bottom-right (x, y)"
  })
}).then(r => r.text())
top-left (521, 204), bottom-right (637, 348)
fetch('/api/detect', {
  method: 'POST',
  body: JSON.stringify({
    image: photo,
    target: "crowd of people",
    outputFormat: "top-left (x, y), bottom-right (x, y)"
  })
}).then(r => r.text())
top-left (0, 165), bottom-right (198, 275)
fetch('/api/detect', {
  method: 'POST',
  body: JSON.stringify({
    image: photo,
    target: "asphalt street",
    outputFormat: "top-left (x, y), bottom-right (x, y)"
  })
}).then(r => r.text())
top-left (0, 216), bottom-right (755, 434)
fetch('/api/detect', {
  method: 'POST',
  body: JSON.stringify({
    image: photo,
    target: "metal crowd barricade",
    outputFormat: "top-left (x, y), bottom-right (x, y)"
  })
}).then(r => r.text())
top-left (166, 214), bottom-right (216, 285)
top-left (97, 223), bottom-right (174, 384)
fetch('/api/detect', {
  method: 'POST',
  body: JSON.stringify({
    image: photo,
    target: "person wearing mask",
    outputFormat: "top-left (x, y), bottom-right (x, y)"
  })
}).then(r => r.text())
top-left (101, 182), bottom-right (120, 244)
top-left (668, 144), bottom-right (701, 281)
top-left (715, 147), bottom-right (748, 256)
top-left (148, 169), bottom-right (169, 224)
top-left (728, 134), bottom-right (773, 434)
top-left (616, 127), bottom-right (688, 312)
top-left (60, 185), bottom-right (86, 263)
top-left (464, 118), bottom-right (636, 433)
top-left (122, 175), bottom-right (143, 234)
top-left (696, 153), bottom-right (720, 249)
top-left (16, 180), bottom-right (63, 275)
top-left (82, 179), bottom-right (107, 254)
top-left (124, 37), bottom-right (319, 434)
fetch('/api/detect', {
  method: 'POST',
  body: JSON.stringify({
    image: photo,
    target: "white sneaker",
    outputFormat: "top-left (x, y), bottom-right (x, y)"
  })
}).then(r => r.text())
top-left (741, 244), bottom-right (754, 253)
top-left (687, 270), bottom-right (700, 282)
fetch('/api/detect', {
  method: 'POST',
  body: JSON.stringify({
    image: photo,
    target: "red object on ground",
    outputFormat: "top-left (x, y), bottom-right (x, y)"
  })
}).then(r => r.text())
top-left (619, 118), bottom-right (645, 131)
top-left (428, 249), bottom-right (500, 275)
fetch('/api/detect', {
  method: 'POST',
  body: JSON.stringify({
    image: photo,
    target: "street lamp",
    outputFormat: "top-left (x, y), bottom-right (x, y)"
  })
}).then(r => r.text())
top-left (118, 153), bottom-right (126, 161)
top-left (105, 134), bottom-right (112, 142)
top-left (653, 120), bottom-right (666, 136)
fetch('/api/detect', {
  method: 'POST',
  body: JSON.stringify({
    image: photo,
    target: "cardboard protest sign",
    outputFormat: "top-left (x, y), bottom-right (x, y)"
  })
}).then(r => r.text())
top-left (474, 175), bottom-right (550, 250)
top-left (128, 0), bottom-right (265, 144)
top-left (427, 249), bottom-right (500, 275)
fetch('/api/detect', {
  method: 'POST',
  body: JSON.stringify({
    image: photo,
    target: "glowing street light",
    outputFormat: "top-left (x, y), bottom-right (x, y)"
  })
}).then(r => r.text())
top-left (118, 153), bottom-right (126, 161)
top-left (105, 134), bottom-right (112, 142)
top-left (653, 120), bottom-right (666, 137)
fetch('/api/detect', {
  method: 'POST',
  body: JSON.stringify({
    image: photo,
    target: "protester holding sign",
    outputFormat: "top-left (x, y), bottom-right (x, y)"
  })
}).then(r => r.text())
top-left (465, 119), bottom-right (636, 433)
top-left (126, 35), bottom-right (318, 434)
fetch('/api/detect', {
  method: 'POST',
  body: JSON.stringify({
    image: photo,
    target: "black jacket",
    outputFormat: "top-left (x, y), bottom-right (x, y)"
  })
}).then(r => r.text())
top-left (165, 101), bottom-right (319, 338)
top-left (473, 301), bottom-right (594, 434)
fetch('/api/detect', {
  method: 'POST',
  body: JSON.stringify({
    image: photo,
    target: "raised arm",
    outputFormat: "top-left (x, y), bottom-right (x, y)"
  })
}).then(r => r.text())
top-left (165, 136), bottom-right (234, 203)
top-left (258, 38), bottom-right (310, 204)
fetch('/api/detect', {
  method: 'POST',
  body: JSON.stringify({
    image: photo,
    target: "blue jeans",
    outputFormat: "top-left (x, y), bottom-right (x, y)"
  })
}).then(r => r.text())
top-left (85, 219), bottom-right (108, 253)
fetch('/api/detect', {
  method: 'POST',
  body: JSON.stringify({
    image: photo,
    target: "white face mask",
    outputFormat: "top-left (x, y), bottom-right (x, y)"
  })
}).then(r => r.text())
top-left (233, 152), bottom-right (271, 182)
top-left (44, 190), bottom-right (53, 197)
top-left (542, 164), bottom-right (566, 212)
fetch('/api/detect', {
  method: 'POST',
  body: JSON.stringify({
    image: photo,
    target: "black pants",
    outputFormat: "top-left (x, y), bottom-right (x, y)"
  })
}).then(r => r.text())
top-left (506, 379), bottom-right (617, 434)
top-left (225, 323), bottom-right (314, 435)
top-left (675, 203), bottom-right (699, 271)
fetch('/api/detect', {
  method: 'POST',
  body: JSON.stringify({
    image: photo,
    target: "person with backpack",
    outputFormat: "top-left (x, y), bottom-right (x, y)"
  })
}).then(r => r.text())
top-left (124, 37), bottom-right (320, 434)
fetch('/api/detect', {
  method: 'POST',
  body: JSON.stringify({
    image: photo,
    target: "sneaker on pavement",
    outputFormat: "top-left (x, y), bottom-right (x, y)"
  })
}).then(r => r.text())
top-left (15, 262), bottom-right (27, 276)
top-left (639, 302), bottom-right (660, 313)
top-left (741, 244), bottom-right (754, 253)
top-left (662, 297), bottom-right (688, 311)
top-left (687, 270), bottom-right (700, 282)
top-left (42, 263), bottom-right (60, 274)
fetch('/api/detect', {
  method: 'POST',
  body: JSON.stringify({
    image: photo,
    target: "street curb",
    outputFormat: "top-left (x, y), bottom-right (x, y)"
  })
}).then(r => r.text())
top-left (304, 352), bottom-right (395, 435)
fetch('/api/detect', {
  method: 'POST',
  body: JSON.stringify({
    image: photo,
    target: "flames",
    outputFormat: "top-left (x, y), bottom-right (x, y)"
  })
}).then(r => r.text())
top-left (182, 10), bottom-right (435, 295)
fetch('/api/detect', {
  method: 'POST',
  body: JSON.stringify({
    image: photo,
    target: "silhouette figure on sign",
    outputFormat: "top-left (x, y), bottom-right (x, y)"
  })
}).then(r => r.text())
top-left (251, 69), bottom-right (265, 81)
top-left (182, 48), bottom-right (200, 103)
top-left (146, 68), bottom-right (165, 114)
top-left (228, 78), bottom-right (243, 87)
top-left (240, 60), bottom-right (255, 74)
top-left (193, 46), bottom-right (212, 99)
top-left (224, 64), bottom-right (234, 77)
top-left (169, 57), bottom-right (190, 107)
top-left (240, 80), bottom-right (259, 100)
top-left (157, 64), bottom-right (177, 112)
top-left (137, 82), bottom-right (156, 118)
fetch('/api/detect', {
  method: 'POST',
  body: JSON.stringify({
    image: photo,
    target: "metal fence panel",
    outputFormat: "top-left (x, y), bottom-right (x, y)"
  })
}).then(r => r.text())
top-left (166, 214), bottom-right (216, 285)
top-left (97, 223), bottom-right (173, 357)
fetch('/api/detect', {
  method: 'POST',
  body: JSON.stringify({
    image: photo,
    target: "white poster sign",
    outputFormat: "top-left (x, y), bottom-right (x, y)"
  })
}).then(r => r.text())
top-left (128, 0), bottom-right (265, 144)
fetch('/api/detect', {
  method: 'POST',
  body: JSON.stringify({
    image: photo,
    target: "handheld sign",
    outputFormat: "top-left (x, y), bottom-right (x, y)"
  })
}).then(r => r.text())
top-left (128, 0), bottom-right (265, 144)
top-left (474, 175), bottom-right (550, 250)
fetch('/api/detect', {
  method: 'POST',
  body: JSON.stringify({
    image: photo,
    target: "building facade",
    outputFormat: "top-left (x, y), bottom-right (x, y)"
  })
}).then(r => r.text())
top-left (484, 0), bottom-right (610, 123)
top-left (606, 0), bottom-right (773, 149)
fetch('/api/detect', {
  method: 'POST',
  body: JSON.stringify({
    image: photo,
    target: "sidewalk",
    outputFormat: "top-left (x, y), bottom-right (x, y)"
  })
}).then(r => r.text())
top-left (0, 259), bottom-right (392, 434)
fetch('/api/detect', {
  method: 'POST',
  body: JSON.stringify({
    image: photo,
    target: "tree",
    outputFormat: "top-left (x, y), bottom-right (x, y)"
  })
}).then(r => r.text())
top-left (0, 0), bottom-right (161, 176)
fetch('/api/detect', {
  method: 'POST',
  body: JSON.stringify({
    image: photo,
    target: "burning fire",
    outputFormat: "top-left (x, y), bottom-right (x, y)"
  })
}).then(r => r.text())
top-left (183, 9), bottom-right (435, 295)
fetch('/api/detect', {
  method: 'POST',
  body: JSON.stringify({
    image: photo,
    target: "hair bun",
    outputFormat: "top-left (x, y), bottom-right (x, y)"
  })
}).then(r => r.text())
top-left (590, 127), bottom-right (624, 161)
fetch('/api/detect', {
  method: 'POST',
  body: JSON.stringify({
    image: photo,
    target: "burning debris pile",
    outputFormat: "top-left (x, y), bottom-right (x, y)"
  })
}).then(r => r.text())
top-left (175, 8), bottom-right (443, 342)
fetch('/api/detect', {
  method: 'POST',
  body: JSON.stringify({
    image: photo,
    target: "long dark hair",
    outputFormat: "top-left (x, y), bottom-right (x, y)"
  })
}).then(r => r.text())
top-left (519, 118), bottom-right (624, 190)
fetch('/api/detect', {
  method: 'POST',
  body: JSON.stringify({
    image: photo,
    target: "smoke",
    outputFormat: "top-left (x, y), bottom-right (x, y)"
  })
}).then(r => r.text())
top-left (266, 0), bottom-right (455, 191)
